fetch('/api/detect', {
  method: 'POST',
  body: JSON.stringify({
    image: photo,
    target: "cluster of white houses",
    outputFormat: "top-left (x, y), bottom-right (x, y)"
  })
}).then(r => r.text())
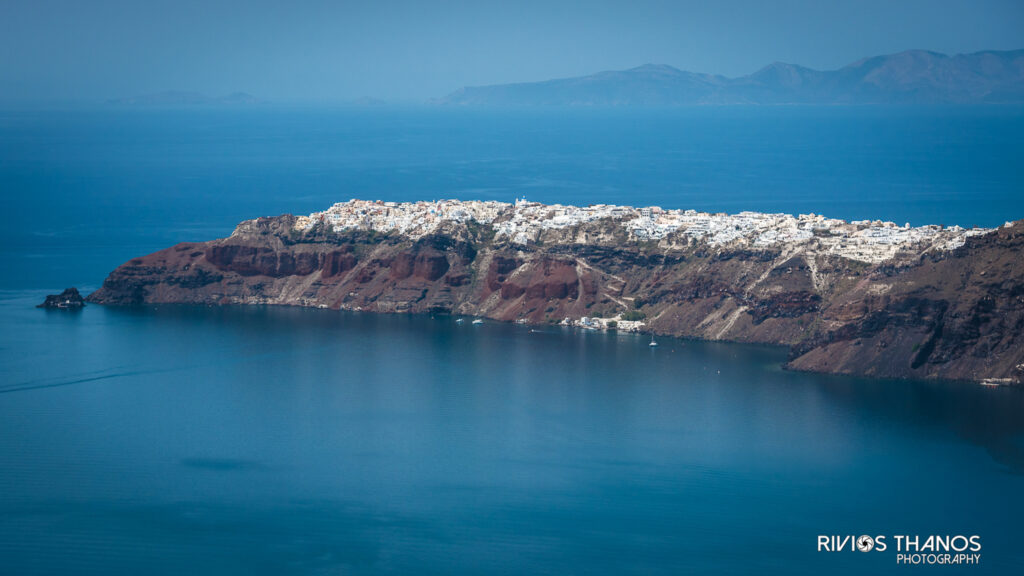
top-left (294, 198), bottom-right (993, 264)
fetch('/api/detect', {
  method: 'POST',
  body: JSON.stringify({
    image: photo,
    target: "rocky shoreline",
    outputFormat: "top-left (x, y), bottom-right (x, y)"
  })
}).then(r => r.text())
top-left (87, 201), bottom-right (1024, 384)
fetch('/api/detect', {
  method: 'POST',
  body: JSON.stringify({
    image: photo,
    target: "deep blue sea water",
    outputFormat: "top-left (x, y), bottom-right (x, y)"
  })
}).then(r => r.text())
top-left (1, 106), bottom-right (1024, 574)
top-left (2, 106), bottom-right (1023, 289)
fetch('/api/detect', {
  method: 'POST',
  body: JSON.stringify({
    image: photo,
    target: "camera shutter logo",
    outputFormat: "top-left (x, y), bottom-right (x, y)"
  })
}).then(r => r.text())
top-left (856, 535), bottom-right (875, 552)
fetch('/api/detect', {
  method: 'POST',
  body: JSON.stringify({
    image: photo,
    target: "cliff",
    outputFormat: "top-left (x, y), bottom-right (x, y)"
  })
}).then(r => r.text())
top-left (87, 203), bottom-right (1024, 384)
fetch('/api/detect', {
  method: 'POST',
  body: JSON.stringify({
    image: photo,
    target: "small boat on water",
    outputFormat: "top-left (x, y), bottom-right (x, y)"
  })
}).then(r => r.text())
top-left (472, 319), bottom-right (484, 325)
top-left (455, 318), bottom-right (465, 324)
top-left (649, 334), bottom-right (658, 347)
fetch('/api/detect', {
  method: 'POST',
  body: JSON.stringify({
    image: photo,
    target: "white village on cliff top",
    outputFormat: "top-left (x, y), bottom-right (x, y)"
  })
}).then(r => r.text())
top-left (292, 198), bottom-right (997, 264)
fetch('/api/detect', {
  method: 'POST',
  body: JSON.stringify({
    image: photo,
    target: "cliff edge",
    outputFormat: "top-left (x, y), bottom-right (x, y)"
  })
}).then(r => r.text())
top-left (88, 200), bottom-right (1024, 384)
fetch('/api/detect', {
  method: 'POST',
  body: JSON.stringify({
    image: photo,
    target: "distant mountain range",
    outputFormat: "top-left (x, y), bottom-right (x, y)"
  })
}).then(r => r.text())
top-left (107, 91), bottom-right (262, 106)
top-left (437, 49), bottom-right (1024, 106)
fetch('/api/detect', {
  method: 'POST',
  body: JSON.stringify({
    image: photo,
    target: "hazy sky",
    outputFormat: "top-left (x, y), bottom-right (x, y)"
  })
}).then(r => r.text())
top-left (2, 0), bottom-right (1022, 103)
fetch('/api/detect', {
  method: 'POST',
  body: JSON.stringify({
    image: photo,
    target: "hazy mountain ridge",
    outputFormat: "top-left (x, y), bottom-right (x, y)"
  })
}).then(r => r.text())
top-left (106, 91), bottom-right (263, 106)
top-left (438, 49), bottom-right (1024, 105)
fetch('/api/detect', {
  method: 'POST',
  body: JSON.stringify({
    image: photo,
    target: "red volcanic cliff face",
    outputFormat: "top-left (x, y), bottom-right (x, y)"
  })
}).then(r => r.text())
top-left (205, 244), bottom-right (324, 277)
top-left (321, 249), bottom-right (358, 278)
top-left (389, 249), bottom-right (450, 282)
top-left (491, 258), bottom-right (579, 300)
top-left (87, 215), bottom-right (1024, 384)
top-left (486, 256), bottom-right (521, 292)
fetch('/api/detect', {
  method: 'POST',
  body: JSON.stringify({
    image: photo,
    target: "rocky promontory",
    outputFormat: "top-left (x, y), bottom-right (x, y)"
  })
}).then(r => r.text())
top-left (88, 199), bottom-right (1024, 384)
top-left (38, 287), bottom-right (86, 309)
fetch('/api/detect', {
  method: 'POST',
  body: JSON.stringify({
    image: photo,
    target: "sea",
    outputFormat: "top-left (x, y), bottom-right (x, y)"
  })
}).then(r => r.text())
top-left (1, 105), bottom-right (1023, 574)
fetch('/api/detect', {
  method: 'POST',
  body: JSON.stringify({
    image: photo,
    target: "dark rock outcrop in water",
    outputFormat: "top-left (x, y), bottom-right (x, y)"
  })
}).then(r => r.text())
top-left (38, 287), bottom-right (86, 309)
top-left (437, 49), bottom-right (1024, 106)
top-left (88, 211), bottom-right (1024, 385)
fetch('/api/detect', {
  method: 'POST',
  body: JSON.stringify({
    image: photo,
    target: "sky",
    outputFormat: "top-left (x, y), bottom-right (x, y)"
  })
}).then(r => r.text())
top-left (1, 0), bottom-right (1022, 104)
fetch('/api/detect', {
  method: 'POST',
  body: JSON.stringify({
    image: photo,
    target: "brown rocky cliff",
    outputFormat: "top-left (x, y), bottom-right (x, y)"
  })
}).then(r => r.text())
top-left (87, 216), bottom-right (1024, 384)
top-left (787, 221), bottom-right (1024, 382)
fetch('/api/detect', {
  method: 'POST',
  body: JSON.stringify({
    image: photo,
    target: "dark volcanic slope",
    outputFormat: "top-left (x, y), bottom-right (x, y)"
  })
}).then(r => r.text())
top-left (438, 49), bottom-right (1024, 106)
top-left (88, 214), bottom-right (1024, 384)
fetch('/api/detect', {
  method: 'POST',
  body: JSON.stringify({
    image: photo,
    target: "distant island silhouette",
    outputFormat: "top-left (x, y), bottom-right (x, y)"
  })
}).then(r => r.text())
top-left (106, 91), bottom-right (263, 106)
top-left (437, 49), bottom-right (1024, 106)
